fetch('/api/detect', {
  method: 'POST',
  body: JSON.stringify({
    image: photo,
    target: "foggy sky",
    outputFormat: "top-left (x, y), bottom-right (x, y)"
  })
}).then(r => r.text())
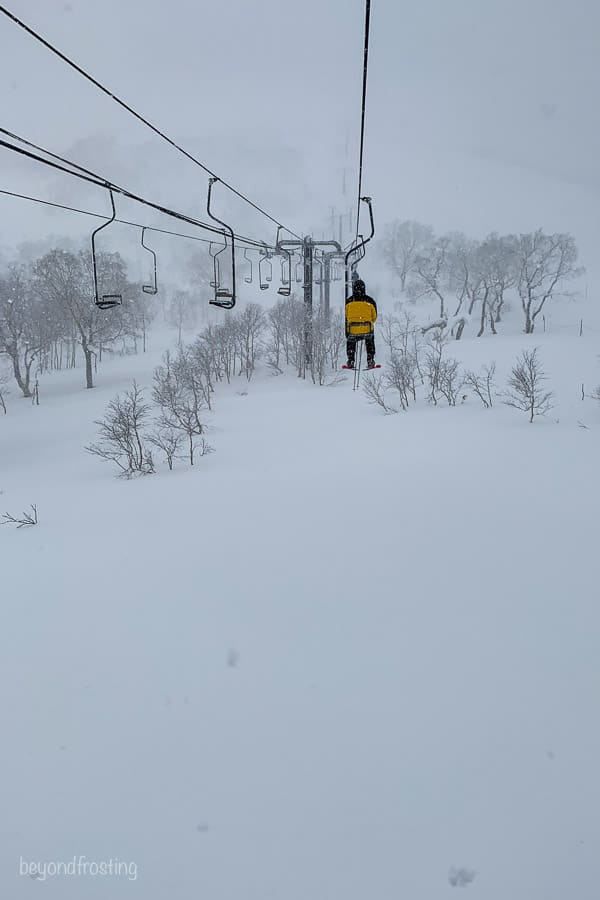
top-left (1, 0), bottom-right (599, 273)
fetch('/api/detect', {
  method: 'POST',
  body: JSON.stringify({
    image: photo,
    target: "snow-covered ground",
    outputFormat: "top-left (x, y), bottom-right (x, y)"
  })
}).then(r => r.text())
top-left (1, 304), bottom-right (600, 899)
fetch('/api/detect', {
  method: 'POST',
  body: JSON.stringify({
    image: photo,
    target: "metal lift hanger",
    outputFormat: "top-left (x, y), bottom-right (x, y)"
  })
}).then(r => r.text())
top-left (141, 227), bottom-right (158, 295)
top-left (344, 196), bottom-right (374, 297)
top-left (92, 188), bottom-right (122, 309)
top-left (209, 241), bottom-right (222, 290)
top-left (244, 248), bottom-right (253, 284)
top-left (258, 243), bottom-right (272, 290)
top-left (277, 248), bottom-right (292, 296)
top-left (275, 226), bottom-right (291, 296)
top-left (206, 177), bottom-right (236, 309)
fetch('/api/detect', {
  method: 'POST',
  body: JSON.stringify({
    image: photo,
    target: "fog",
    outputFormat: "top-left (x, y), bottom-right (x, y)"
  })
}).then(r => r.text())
top-left (2, 0), bottom-right (599, 274)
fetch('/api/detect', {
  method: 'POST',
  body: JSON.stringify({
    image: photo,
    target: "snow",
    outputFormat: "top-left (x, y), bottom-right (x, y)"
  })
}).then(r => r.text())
top-left (1, 309), bottom-right (600, 899)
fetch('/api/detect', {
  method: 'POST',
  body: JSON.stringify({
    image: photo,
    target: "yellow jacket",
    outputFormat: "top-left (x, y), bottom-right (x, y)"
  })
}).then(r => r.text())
top-left (345, 298), bottom-right (377, 336)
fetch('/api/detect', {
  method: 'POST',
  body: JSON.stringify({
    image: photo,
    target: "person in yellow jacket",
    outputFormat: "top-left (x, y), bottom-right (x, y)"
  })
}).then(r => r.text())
top-left (345, 279), bottom-right (377, 369)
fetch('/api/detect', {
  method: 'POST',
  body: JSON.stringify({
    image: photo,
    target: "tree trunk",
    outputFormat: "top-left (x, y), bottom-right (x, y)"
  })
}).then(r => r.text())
top-left (477, 299), bottom-right (487, 337)
top-left (11, 352), bottom-right (31, 397)
top-left (84, 347), bottom-right (94, 388)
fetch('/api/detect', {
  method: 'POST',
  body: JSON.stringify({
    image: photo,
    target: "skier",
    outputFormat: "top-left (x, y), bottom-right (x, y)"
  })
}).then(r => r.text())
top-left (345, 278), bottom-right (377, 369)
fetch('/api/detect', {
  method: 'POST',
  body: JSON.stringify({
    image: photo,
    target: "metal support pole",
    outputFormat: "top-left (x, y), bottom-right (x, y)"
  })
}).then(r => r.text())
top-left (303, 236), bottom-right (313, 366)
top-left (323, 254), bottom-right (331, 323)
top-left (278, 238), bottom-right (342, 371)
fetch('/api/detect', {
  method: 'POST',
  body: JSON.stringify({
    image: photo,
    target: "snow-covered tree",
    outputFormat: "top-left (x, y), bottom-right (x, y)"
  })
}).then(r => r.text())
top-left (379, 220), bottom-right (434, 291)
top-left (514, 231), bottom-right (581, 334)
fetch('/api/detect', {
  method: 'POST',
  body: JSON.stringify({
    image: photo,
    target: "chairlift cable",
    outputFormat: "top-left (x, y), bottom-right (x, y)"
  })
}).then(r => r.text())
top-left (0, 3), bottom-right (303, 241)
top-left (0, 139), bottom-right (276, 251)
top-left (0, 188), bottom-right (277, 252)
top-left (0, 126), bottom-right (221, 236)
top-left (355, 0), bottom-right (372, 242)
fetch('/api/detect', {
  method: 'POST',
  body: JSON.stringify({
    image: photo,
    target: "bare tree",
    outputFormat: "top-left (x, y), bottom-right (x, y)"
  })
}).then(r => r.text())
top-left (34, 249), bottom-right (132, 389)
top-left (147, 422), bottom-right (184, 471)
top-left (86, 381), bottom-right (155, 476)
top-left (0, 263), bottom-right (48, 397)
top-left (463, 363), bottom-right (497, 408)
top-left (167, 289), bottom-right (199, 345)
top-left (236, 302), bottom-right (266, 379)
top-left (152, 349), bottom-right (208, 466)
top-left (504, 348), bottom-right (554, 422)
top-left (437, 357), bottom-right (463, 406)
top-left (385, 352), bottom-right (417, 410)
top-left (1, 504), bottom-right (38, 527)
top-left (408, 235), bottom-right (453, 319)
top-left (514, 230), bottom-right (581, 333)
top-left (379, 220), bottom-right (434, 291)
top-left (363, 372), bottom-right (397, 413)
top-left (476, 234), bottom-right (518, 333)
top-left (0, 365), bottom-right (9, 413)
top-left (423, 333), bottom-right (446, 405)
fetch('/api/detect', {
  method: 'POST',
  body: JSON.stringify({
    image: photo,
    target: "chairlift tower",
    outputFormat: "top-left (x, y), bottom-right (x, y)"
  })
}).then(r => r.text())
top-left (278, 236), bottom-right (343, 365)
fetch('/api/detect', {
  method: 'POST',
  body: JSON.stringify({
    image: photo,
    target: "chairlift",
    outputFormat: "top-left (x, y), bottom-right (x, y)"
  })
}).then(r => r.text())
top-left (258, 245), bottom-right (272, 290)
top-left (344, 196), bottom-right (374, 298)
top-left (140, 227), bottom-right (158, 295)
top-left (244, 248), bottom-right (253, 284)
top-left (92, 188), bottom-right (123, 309)
top-left (92, 188), bottom-right (122, 309)
top-left (277, 247), bottom-right (292, 297)
top-left (206, 177), bottom-right (236, 309)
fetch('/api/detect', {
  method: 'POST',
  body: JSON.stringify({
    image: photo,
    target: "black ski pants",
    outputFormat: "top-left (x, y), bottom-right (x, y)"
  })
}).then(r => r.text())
top-left (347, 333), bottom-right (375, 365)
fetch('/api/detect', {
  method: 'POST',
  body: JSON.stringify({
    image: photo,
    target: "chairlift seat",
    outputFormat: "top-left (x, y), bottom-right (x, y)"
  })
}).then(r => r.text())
top-left (97, 294), bottom-right (122, 309)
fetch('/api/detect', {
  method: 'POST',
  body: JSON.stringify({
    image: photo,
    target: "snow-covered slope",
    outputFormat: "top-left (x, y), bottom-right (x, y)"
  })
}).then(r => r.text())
top-left (1, 312), bottom-right (599, 899)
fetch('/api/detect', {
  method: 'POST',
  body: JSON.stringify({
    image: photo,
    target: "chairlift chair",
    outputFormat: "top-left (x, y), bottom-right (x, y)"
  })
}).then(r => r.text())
top-left (258, 253), bottom-right (270, 290)
top-left (92, 188), bottom-right (122, 309)
top-left (206, 177), bottom-right (236, 309)
top-left (277, 248), bottom-right (292, 296)
top-left (141, 227), bottom-right (158, 295)
top-left (258, 244), bottom-right (272, 290)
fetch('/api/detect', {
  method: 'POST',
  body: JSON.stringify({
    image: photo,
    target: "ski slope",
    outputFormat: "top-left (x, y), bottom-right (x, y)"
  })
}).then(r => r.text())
top-left (1, 315), bottom-right (600, 899)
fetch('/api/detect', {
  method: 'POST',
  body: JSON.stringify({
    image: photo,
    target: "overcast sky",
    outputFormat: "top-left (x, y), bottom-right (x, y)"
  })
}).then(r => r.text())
top-left (1, 0), bottom-right (599, 273)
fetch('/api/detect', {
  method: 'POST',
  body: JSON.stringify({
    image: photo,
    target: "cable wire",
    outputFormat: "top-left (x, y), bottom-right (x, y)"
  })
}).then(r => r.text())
top-left (0, 3), bottom-right (302, 241)
top-left (0, 135), bottom-right (276, 250)
top-left (355, 0), bottom-right (372, 241)
top-left (0, 126), bottom-right (219, 234)
top-left (0, 188), bottom-right (278, 252)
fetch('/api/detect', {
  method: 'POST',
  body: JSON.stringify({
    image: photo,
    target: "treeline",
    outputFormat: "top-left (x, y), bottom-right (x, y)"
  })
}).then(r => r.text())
top-left (0, 247), bottom-right (154, 396)
top-left (378, 221), bottom-right (583, 337)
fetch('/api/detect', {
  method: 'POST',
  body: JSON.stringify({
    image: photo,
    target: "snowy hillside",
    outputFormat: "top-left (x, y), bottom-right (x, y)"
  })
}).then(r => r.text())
top-left (2, 294), bottom-right (600, 899)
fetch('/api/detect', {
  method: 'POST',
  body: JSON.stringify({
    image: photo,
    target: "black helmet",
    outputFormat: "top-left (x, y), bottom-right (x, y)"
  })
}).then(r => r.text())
top-left (353, 279), bottom-right (366, 296)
